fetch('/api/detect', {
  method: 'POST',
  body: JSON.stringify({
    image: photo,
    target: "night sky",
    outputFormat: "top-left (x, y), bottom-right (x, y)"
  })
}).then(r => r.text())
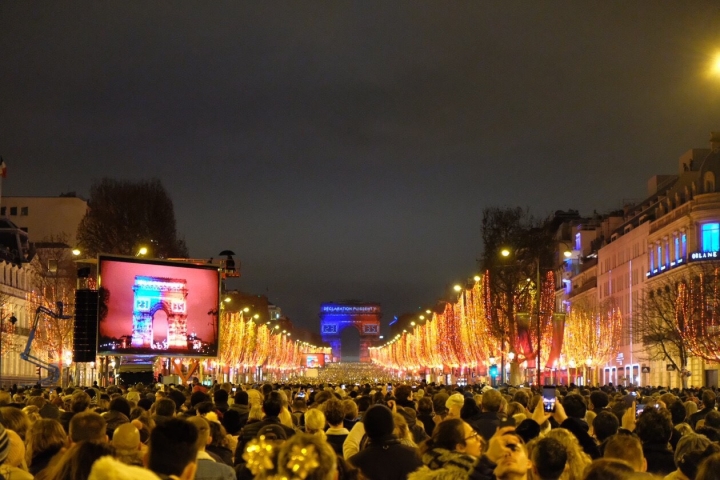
top-left (2, 3), bottom-right (720, 334)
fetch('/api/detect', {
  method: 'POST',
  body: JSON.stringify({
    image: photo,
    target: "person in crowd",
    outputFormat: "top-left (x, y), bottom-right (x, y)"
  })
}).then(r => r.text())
top-left (348, 404), bottom-right (423, 480)
top-left (393, 412), bottom-right (417, 448)
top-left (0, 407), bottom-right (29, 442)
top-left (342, 398), bottom-right (358, 431)
top-left (417, 397), bottom-right (438, 438)
top-left (234, 391), bottom-right (296, 465)
top-left (230, 390), bottom-right (251, 431)
top-left (26, 418), bottom-right (67, 476)
top-left (205, 420), bottom-right (233, 466)
top-left (591, 410), bottom-right (619, 456)
top-left (445, 394), bottom-right (464, 420)
top-left (603, 433), bottom-right (647, 473)
top-left (87, 455), bottom-right (162, 480)
top-left (545, 427), bottom-right (591, 480)
top-left (147, 418), bottom-right (198, 480)
top-left (588, 391), bottom-right (609, 416)
top-left (408, 418), bottom-right (481, 480)
top-left (634, 407), bottom-right (675, 476)
top-left (324, 398), bottom-right (350, 455)
top-left (43, 441), bottom-right (115, 480)
top-left (689, 390), bottom-right (717, 430)
top-left (697, 452), bottom-right (720, 480)
top-left (582, 458), bottom-right (635, 480)
top-left (666, 433), bottom-right (720, 480)
top-left (474, 389), bottom-right (504, 442)
top-left (103, 397), bottom-right (131, 439)
top-left (490, 431), bottom-right (531, 480)
top-left (304, 408), bottom-right (327, 440)
top-left (151, 397), bottom-right (176, 427)
top-left (186, 416), bottom-right (235, 480)
top-left (59, 390), bottom-right (90, 433)
top-left (530, 437), bottom-right (567, 480)
top-left (69, 411), bottom-right (108, 444)
top-left (273, 433), bottom-right (338, 480)
top-left (555, 394), bottom-right (600, 460)
top-left (111, 423), bottom-right (144, 467)
top-left (1, 428), bottom-right (32, 480)
top-left (213, 389), bottom-right (229, 414)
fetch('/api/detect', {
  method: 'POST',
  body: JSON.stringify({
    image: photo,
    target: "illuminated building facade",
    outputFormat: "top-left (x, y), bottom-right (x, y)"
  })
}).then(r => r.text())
top-left (319, 302), bottom-right (381, 362)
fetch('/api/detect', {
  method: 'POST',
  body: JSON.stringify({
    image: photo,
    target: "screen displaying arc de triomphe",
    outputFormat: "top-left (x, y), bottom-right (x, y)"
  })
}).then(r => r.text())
top-left (319, 302), bottom-right (381, 362)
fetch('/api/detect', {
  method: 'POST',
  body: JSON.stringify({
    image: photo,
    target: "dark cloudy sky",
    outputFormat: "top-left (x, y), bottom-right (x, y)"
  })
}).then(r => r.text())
top-left (2, 2), bottom-right (720, 333)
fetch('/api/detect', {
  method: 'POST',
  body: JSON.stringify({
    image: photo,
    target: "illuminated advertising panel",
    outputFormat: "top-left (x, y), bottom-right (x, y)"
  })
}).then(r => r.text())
top-left (303, 353), bottom-right (325, 368)
top-left (98, 255), bottom-right (220, 357)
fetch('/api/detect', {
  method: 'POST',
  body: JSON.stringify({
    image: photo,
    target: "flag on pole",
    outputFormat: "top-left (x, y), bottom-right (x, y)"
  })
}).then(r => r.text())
top-left (0, 158), bottom-right (6, 178)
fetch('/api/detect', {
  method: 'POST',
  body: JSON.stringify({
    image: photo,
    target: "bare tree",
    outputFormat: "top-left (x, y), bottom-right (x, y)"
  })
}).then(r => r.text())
top-left (77, 178), bottom-right (189, 258)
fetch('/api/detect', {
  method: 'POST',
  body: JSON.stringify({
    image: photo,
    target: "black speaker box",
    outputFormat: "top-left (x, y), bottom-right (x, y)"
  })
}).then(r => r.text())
top-left (73, 289), bottom-right (98, 363)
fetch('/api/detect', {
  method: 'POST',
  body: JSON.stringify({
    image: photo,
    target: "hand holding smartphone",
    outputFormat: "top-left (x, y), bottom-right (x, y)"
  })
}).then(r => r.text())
top-left (543, 386), bottom-right (556, 413)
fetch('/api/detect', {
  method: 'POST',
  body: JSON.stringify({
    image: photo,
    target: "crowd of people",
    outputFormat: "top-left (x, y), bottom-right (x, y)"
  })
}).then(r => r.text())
top-left (0, 379), bottom-right (718, 480)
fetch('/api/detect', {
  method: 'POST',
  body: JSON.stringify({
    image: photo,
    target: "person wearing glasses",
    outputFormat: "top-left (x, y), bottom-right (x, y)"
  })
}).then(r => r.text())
top-left (408, 418), bottom-right (483, 480)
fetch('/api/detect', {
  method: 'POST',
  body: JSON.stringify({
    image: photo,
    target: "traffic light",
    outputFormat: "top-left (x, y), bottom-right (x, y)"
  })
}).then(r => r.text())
top-left (489, 364), bottom-right (498, 378)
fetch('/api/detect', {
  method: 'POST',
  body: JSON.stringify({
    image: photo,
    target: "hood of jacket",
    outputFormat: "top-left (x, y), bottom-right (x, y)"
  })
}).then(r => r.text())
top-left (421, 448), bottom-right (476, 473)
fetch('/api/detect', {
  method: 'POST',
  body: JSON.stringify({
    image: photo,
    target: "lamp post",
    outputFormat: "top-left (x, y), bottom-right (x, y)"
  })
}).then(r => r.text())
top-left (0, 314), bottom-right (17, 387)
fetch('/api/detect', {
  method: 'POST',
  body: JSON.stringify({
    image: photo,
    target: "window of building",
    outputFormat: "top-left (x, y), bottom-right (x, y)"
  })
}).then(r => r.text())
top-left (702, 223), bottom-right (720, 252)
top-left (657, 245), bottom-right (662, 267)
top-left (9, 207), bottom-right (16, 216)
top-left (682, 233), bottom-right (687, 257)
top-left (575, 233), bottom-right (581, 251)
top-left (665, 240), bottom-right (670, 265)
top-left (20, 227), bottom-right (28, 233)
top-left (675, 236), bottom-right (680, 261)
top-left (20, 207), bottom-right (28, 216)
top-left (0, 207), bottom-right (5, 216)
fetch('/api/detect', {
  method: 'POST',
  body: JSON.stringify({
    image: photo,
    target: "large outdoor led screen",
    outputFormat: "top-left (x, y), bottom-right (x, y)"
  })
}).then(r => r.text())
top-left (97, 255), bottom-right (220, 357)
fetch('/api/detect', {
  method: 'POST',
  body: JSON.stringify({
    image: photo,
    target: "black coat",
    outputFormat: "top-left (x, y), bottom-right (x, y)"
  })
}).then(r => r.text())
top-left (473, 411), bottom-right (501, 442)
top-left (642, 443), bottom-right (676, 477)
top-left (349, 436), bottom-right (423, 480)
top-left (233, 416), bottom-right (295, 465)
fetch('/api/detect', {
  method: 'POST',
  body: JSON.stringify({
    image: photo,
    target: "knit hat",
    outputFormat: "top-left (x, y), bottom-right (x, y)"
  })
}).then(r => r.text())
top-left (363, 405), bottom-right (395, 439)
top-left (445, 393), bottom-right (465, 410)
top-left (89, 455), bottom-right (161, 480)
top-left (515, 419), bottom-right (541, 444)
top-left (0, 424), bottom-right (9, 465)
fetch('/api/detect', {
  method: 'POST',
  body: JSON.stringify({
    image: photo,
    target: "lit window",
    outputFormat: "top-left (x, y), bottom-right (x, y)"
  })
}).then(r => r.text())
top-left (575, 233), bottom-right (581, 251)
top-left (702, 223), bottom-right (720, 252)
top-left (682, 233), bottom-right (687, 257)
top-left (674, 236), bottom-right (680, 261)
top-left (665, 241), bottom-right (670, 265)
top-left (657, 245), bottom-right (662, 267)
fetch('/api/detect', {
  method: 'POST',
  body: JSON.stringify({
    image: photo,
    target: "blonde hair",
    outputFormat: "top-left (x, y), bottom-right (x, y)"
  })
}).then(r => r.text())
top-left (392, 412), bottom-right (416, 447)
top-left (26, 418), bottom-right (67, 467)
top-left (304, 408), bottom-right (327, 441)
top-left (248, 404), bottom-right (264, 422)
top-left (546, 427), bottom-right (592, 480)
top-left (247, 389), bottom-right (263, 408)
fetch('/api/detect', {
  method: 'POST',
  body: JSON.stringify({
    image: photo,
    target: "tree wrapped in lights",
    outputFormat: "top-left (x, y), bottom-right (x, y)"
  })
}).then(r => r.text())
top-left (479, 207), bottom-right (556, 383)
top-left (370, 277), bottom-right (492, 370)
top-left (563, 298), bottom-right (622, 373)
top-left (26, 238), bottom-right (76, 371)
top-left (680, 266), bottom-right (720, 364)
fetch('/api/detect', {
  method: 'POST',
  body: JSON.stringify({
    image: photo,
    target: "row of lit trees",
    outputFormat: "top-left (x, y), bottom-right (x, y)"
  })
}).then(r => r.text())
top-left (217, 311), bottom-right (327, 370)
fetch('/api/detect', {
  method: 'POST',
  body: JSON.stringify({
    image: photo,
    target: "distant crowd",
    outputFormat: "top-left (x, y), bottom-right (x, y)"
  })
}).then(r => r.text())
top-left (0, 379), bottom-right (718, 479)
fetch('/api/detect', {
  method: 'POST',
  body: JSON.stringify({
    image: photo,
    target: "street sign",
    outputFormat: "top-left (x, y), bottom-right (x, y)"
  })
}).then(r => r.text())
top-left (666, 364), bottom-right (676, 371)
top-left (641, 366), bottom-right (650, 374)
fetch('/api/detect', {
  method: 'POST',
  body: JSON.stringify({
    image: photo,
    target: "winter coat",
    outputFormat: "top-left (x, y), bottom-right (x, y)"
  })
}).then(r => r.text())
top-left (349, 435), bottom-right (423, 480)
top-left (408, 448), bottom-right (477, 480)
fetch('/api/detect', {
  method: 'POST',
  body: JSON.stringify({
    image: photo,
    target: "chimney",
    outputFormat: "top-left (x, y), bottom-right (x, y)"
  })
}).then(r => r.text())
top-left (711, 132), bottom-right (720, 151)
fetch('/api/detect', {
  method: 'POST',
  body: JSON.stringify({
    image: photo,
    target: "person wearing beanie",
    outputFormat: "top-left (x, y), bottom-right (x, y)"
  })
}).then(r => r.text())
top-left (0, 428), bottom-right (32, 480)
top-left (348, 404), bottom-right (423, 480)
